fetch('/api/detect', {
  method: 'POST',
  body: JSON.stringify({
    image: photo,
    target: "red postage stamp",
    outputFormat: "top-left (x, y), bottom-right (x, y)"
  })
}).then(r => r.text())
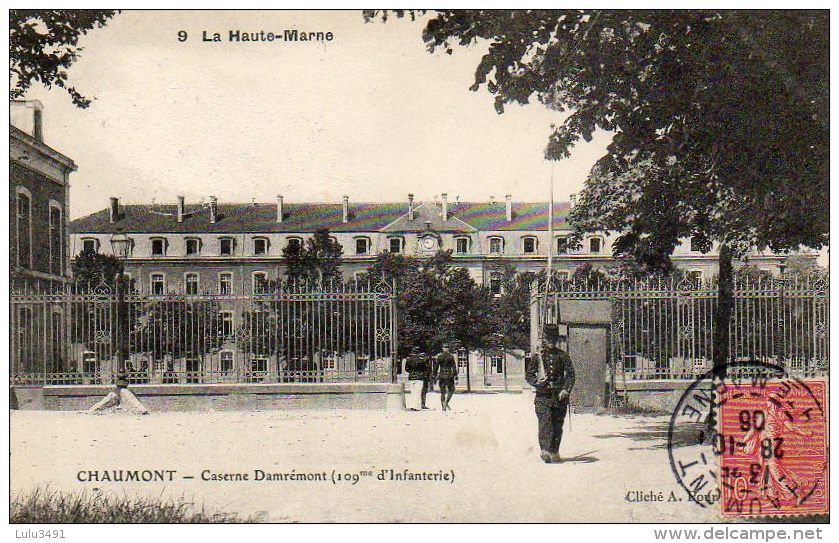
top-left (718, 379), bottom-right (828, 517)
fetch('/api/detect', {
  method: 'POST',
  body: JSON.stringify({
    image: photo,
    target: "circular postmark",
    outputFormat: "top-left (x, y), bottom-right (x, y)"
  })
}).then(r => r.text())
top-left (667, 360), bottom-right (828, 517)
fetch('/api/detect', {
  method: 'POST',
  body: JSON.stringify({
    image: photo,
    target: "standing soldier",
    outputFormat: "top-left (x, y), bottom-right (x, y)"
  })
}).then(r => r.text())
top-left (405, 347), bottom-right (429, 411)
top-left (525, 324), bottom-right (575, 463)
top-left (435, 342), bottom-right (458, 411)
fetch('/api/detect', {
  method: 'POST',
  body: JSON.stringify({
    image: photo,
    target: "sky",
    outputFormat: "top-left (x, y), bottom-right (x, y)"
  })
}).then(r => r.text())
top-left (18, 10), bottom-right (613, 220)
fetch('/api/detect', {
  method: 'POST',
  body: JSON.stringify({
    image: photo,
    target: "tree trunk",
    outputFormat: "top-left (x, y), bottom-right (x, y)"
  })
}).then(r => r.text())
top-left (705, 244), bottom-right (734, 442)
top-left (712, 244), bottom-right (734, 378)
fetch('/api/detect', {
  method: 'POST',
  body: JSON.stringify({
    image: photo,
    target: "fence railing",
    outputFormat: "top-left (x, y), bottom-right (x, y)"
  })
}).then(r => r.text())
top-left (538, 274), bottom-right (829, 381)
top-left (10, 279), bottom-right (397, 386)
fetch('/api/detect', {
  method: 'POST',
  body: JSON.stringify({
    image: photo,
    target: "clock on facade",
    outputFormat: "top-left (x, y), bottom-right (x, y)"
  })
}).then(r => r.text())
top-left (422, 237), bottom-right (436, 250)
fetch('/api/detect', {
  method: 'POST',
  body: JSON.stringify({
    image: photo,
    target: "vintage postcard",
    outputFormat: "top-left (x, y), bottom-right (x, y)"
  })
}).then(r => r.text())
top-left (7, 8), bottom-right (830, 531)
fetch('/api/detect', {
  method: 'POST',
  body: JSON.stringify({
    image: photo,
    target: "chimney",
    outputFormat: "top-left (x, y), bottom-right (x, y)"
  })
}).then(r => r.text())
top-left (177, 195), bottom-right (185, 223)
top-left (569, 193), bottom-right (577, 207)
top-left (33, 106), bottom-right (43, 142)
top-left (505, 194), bottom-right (513, 221)
top-left (276, 195), bottom-right (284, 223)
top-left (209, 196), bottom-right (218, 224)
top-left (109, 197), bottom-right (120, 224)
top-left (408, 193), bottom-right (415, 221)
top-left (342, 195), bottom-right (349, 223)
top-left (441, 193), bottom-right (449, 221)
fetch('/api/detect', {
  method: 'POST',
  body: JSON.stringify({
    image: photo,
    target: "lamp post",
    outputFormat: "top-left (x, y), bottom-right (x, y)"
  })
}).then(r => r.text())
top-left (89, 231), bottom-right (148, 414)
top-left (110, 231), bottom-right (132, 389)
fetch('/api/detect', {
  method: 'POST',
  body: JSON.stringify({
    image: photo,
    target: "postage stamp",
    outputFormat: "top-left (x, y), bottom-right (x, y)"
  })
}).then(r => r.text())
top-left (668, 361), bottom-right (828, 517)
top-left (717, 379), bottom-right (828, 517)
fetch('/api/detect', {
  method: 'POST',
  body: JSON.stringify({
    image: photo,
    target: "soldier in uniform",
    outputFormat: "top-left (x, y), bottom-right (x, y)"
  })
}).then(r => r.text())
top-left (525, 324), bottom-right (576, 463)
top-left (405, 347), bottom-right (430, 410)
top-left (434, 342), bottom-right (459, 411)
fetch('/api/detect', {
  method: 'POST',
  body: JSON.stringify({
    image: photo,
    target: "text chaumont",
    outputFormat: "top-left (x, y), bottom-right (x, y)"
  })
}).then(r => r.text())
top-left (203, 30), bottom-right (334, 43)
top-left (77, 469), bottom-right (177, 482)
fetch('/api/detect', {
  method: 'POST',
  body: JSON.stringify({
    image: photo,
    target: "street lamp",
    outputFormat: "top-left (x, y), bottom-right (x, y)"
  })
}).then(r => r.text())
top-left (110, 231), bottom-right (132, 389)
top-left (90, 231), bottom-right (147, 413)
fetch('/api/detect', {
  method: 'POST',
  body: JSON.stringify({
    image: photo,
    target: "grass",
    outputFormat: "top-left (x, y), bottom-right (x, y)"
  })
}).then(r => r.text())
top-left (10, 487), bottom-right (253, 523)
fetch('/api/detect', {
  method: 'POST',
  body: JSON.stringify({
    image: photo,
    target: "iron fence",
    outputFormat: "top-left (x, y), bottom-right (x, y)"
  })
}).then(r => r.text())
top-left (10, 279), bottom-right (397, 386)
top-left (537, 274), bottom-right (829, 382)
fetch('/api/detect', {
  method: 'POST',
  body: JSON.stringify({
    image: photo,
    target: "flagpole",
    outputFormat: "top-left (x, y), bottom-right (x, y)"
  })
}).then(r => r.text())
top-left (544, 164), bottom-right (555, 328)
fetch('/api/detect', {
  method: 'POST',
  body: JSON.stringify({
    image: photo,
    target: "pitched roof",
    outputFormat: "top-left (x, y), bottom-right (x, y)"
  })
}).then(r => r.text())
top-left (69, 200), bottom-right (572, 234)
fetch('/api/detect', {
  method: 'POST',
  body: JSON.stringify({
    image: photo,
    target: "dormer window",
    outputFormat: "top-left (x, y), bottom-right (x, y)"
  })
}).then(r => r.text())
top-left (556, 236), bottom-right (569, 255)
top-left (455, 237), bottom-right (470, 254)
top-left (522, 236), bottom-right (537, 254)
top-left (219, 237), bottom-right (234, 256)
top-left (82, 238), bottom-right (99, 254)
top-left (589, 236), bottom-right (603, 254)
top-left (488, 236), bottom-right (504, 254)
top-left (286, 237), bottom-right (302, 251)
top-left (185, 238), bottom-right (201, 256)
top-left (355, 237), bottom-right (370, 255)
top-left (151, 238), bottom-right (167, 257)
top-left (389, 237), bottom-right (403, 253)
top-left (253, 237), bottom-right (269, 256)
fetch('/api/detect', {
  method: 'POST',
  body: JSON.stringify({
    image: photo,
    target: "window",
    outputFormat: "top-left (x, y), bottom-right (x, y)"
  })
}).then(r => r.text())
top-left (488, 237), bottom-right (504, 254)
top-left (220, 311), bottom-right (234, 338)
top-left (82, 238), bottom-right (99, 254)
top-left (150, 273), bottom-right (165, 295)
top-left (253, 271), bottom-right (269, 293)
top-left (355, 237), bottom-right (370, 255)
top-left (490, 354), bottom-right (504, 374)
top-left (184, 272), bottom-right (199, 295)
top-left (151, 238), bottom-right (166, 256)
top-left (49, 204), bottom-right (63, 275)
top-left (219, 237), bottom-right (234, 256)
top-left (556, 236), bottom-right (569, 255)
top-left (522, 236), bottom-right (537, 254)
top-left (455, 237), bottom-right (470, 254)
top-left (219, 272), bottom-right (232, 295)
top-left (185, 238), bottom-right (200, 256)
top-left (457, 350), bottom-right (468, 371)
top-left (220, 351), bottom-right (234, 373)
top-left (253, 237), bottom-right (268, 255)
top-left (249, 357), bottom-right (268, 382)
top-left (489, 271), bottom-right (502, 296)
top-left (557, 271), bottom-right (570, 281)
top-left (16, 189), bottom-right (31, 269)
top-left (286, 237), bottom-right (302, 251)
top-left (589, 237), bottom-right (602, 254)
top-left (389, 237), bottom-right (403, 253)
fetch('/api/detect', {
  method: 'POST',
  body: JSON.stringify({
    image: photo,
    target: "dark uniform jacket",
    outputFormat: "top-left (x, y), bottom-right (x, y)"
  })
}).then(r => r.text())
top-left (405, 355), bottom-right (431, 381)
top-left (434, 352), bottom-right (458, 381)
top-left (525, 346), bottom-right (576, 407)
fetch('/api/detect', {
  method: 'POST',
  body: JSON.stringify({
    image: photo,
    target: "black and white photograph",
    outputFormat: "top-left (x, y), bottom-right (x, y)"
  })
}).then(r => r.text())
top-left (6, 7), bottom-right (831, 533)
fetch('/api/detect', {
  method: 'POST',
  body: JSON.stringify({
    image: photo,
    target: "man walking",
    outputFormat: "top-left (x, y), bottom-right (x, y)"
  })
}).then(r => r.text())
top-left (405, 348), bottom-right (430, 410)
top-left (525, 324), bottom-right (575, 463)
top-left (435, 342), bottom-right (458, 411)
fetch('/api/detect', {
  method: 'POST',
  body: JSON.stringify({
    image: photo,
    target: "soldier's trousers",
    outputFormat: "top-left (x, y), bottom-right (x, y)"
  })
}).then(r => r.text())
top-left (438, 378), bottom-right (455, 408)
top-left (535, 398), bottom-right (569, 454)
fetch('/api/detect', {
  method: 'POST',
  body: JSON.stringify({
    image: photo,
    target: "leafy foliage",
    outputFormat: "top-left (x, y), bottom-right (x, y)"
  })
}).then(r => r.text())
top-left (281, 228), bottom-right (343, 283)
top-left (10, 10), bottom-right (118, 107)
top-left (71, 250), bottom-right (124, 290)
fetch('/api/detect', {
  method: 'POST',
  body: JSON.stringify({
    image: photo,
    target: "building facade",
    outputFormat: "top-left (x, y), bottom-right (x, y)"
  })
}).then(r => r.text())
top-left (10, 101), bottom-right (77, 291)
top-left (68, 192), bottom-right (794, 294)
top-left (69, 193), bottom-right (799, 390)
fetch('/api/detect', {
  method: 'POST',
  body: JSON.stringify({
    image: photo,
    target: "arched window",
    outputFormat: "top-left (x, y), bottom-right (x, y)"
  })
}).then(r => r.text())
top-left (488, 236), bottom-right (504, 254)
top-left (15, 187), bottom-right (32, 269)
top-left (48, 201), bottom-right (63, 276)
top-left (253, 237), bottom-right (269, 256)
top-left (354, 236), bottom-right (371, 255)
top-left (556, 236), bottom-right (569, 255)
top-left (522, 236), bottom-right (538, 254)
top-left (589, 236), bottom-right (604, 254)
top-left (455, 237), bottom-right (470, 254)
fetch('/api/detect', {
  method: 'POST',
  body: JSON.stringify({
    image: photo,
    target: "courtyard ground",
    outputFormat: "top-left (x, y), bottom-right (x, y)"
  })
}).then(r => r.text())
top-left (11, 392), bottom-right (721, 523)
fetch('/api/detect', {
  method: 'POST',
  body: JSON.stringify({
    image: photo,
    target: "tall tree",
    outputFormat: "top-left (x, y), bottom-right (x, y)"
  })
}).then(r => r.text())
top-left (281, 228), bottom-right (344, 284)
top-left (366, 10), bottom-right (829, 376)
top-left (10, 10), bottom-right (118, 107)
